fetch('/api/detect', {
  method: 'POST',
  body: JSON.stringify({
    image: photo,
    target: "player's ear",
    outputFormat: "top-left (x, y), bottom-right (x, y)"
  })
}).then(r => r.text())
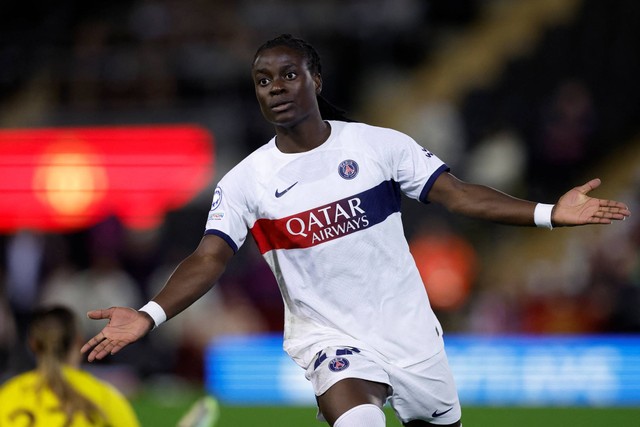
top-left (313, 74), bottom-right (322, 95)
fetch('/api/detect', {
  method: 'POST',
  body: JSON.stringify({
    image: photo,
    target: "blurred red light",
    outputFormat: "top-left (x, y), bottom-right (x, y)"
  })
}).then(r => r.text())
top-left (0, 125), bottom-right (214, 232)
top-left (409, 232), bottom-right (478, 310)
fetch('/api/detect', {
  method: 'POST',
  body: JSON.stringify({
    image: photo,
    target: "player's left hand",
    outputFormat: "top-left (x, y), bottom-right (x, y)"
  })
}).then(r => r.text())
top-left (552, 178), bottom-right (631, 226)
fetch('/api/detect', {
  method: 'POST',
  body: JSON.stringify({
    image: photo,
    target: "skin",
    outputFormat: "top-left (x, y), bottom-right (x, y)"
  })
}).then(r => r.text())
top-left (252, 44), bottom-right (331, 153)
top-left (81, 45), bottom-right (631, 427)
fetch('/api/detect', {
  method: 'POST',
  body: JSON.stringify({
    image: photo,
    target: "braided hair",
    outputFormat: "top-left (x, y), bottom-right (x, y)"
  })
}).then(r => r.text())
top-left (29, 306), bottom-right (106, 425)
top-left (254, 34), bottom-right (354, 122)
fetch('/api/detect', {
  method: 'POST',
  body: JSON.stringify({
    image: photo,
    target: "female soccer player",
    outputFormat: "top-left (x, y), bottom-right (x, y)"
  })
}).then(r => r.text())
top-left (81, 34), bottom-right (631, 426)
top-left (0, 306), bottom-right (140, 427)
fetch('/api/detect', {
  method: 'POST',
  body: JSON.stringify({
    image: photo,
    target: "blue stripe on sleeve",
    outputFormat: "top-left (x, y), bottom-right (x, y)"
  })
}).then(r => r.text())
top-left (204, 229), bottom-right (239, 253)
top-left (419, 164), bottom-right (450, 203)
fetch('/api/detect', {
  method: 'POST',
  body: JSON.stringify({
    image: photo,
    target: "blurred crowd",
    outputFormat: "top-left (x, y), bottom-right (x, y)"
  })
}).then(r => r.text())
top-left (1, 0), bottom-right (640, 389)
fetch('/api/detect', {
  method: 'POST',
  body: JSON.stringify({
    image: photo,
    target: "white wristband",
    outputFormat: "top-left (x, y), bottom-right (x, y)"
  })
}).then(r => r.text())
top-left (534, 203), bottom-right (554, 229)
top-left (139, 301), bottom-right (167, 329)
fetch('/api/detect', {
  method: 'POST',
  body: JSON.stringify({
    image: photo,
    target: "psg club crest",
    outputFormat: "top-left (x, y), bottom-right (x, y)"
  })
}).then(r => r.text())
top-left (338, 159), bottom-right (359, 180)
top-left (328, 357), bottom-right (350, 372)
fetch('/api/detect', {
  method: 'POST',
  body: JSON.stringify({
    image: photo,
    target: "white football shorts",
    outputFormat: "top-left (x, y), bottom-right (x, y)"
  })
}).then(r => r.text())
top-left (305, 345), bottom-right (461, 425)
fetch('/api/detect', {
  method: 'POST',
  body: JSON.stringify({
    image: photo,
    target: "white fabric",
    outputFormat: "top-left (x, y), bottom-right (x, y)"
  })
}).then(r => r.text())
top-left (139, 301), bottom-right (167, 328)
top-left (334, 404), bottom-right (385, 427)
top-left (387, 350), bottom-right (461, 425)
top-left (534, 203), bottom-right (554, 229)
top-left (307, 346), bottom-right (460, 425)
top-left (305, 346), bottom-right (391, 398)
top-left (205, 120), bottom-right (449, 368)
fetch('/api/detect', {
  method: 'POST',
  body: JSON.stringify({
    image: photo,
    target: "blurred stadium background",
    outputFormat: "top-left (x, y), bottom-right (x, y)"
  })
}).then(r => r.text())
top-left (1, 0), bottom-right (639, 425)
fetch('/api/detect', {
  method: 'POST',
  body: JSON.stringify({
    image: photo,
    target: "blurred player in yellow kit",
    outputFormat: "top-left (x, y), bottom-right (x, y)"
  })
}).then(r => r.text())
top-left (0, 305), bottom-right (140, 427)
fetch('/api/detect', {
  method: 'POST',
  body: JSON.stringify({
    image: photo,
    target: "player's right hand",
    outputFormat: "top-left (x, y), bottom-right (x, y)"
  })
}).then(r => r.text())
top-left (81, 307), bottom-right (154, 362)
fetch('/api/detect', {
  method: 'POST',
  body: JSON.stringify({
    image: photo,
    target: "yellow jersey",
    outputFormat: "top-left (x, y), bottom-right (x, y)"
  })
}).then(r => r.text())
top-left (0, 366), bottom-right (140, 427)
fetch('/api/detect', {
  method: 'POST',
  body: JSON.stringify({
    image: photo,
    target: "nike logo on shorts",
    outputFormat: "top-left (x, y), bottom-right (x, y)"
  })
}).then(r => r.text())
top-left (432, 407), bottom-right (453, 418)
top-left (275, 182), bottom-right (298, 198)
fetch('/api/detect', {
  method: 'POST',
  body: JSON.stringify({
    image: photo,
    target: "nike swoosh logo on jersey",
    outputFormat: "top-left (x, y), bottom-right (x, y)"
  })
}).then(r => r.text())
top-left (432, 408), bottom-right (453, 418)
top-left (275, 181), bottom-right (298, 198)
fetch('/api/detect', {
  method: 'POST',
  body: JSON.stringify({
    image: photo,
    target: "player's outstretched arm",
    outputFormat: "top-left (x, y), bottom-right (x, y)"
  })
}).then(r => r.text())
top-left (81, 307), bottom-right (153, 362)
top-left (552, 178), bottom-right (631, 226)
top-left (428, 173), bottom-right (630, 226)
top-left (82, 234), bottom-right (234, 362)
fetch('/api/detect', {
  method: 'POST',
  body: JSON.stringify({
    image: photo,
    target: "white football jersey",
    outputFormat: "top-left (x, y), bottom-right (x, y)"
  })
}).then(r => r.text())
top-left (205, 121), bottom-right (449, 368)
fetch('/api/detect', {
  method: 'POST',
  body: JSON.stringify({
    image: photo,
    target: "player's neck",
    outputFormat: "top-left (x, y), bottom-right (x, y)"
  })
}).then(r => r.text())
top-left (275, 119), bottom-right (331, 154)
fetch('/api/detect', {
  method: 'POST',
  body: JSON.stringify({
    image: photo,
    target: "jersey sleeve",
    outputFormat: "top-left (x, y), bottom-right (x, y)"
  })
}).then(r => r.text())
top-left (386, 128), bottom-right (450, 203)
top-left (204, 170), bottom-right (251, 253)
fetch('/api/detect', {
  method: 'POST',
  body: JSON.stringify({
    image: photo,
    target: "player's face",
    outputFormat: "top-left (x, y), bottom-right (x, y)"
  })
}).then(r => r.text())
top-left (252, 45), bottom-right (321, 128)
